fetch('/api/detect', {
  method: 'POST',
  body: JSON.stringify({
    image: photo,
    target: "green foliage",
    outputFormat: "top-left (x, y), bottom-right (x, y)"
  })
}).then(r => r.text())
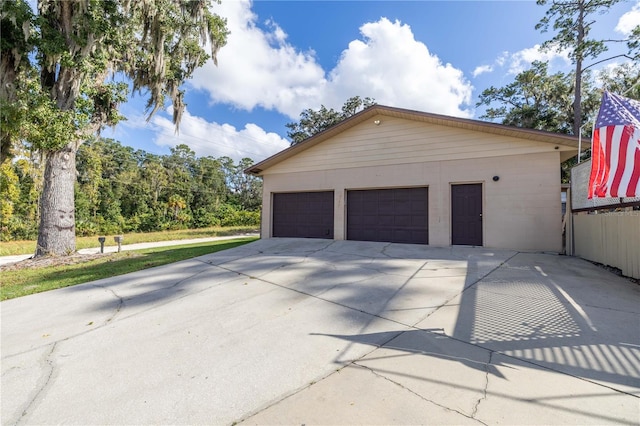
top-left (535, 0), bottom-right (639, 135)
top-left (476, 61), bottom-right (639, 183)
top-left (477, 61), bottom-right (601, 134)
top-left (193, 208), bottom-right (221, 228)
top-left (214, 204), bottom-right (261, 227)
top-left (220, 156), bottom-right (263, 210)
top-left (598, 62), bottom-right (640, 98)
top-left (477, 60), bottom-right (640, 127)
top-left (286, 96), bottom-right (376, 145)
top-left (0, 136), bottom-right (263, 241)
top-left (0, 0), bottom-right (36, 160)
top-left (1, 0), bottom-right (229, 256)
top-left (1, 71), bottom-right (80, 152)
top-left (0, 160), bottom-right (20, 239)
top-left (536, 0), bottom-right (617, 63)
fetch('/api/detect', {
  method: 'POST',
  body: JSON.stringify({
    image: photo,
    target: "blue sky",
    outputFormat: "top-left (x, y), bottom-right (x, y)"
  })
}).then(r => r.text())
top-left (99, 0), bottom-right (640, 162)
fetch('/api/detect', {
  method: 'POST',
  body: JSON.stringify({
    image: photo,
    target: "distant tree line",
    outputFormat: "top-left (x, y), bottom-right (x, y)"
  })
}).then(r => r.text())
top-left (477, 61), bottom-right (639, 182)
top-left (0, 138), bottom-right (261, 241)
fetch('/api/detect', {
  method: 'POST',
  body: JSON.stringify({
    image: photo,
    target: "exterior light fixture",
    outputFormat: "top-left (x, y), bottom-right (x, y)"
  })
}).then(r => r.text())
top-left (492, 176), bottom-right (500, 182)
top-left (374, 119), bottom-right (381, 125)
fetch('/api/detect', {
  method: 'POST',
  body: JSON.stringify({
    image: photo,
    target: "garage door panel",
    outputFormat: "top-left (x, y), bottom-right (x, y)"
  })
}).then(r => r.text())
top-left (363, 201), bottom-right (378, 211)
top-left (394, 230), bottom-right (412, 243)
top-left (349, 216), bottom-right (364, 226)
top-left (273, 191), bottom-right (334, 239)
top-left (347, 187), bottom-right (428, 245)
top-left (394, 215), bottom-right (412, 226)
top-left (378, 215), bottom-right (393, 226)
top-left (396, 201), bottom-right (412, 214)
top-left (378, 230), bottom-right (393, 241)
top-left (412, 219), bottom-right (424, 229)
top-left (379, 204), bottom-right (394, 214)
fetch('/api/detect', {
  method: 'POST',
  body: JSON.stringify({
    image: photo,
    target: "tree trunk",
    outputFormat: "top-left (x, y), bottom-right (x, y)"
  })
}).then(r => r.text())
top-left (35, 146), bottom-right (77, 257)
top-left (574, 60), bottom-right (583, 136)
top-left (573, 0), bottom-right (585, 137)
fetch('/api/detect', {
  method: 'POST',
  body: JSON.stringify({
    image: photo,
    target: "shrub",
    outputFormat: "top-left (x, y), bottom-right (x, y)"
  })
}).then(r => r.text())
top-left (193, 208), bottom-right (221, 228)
top-left (76, 220), bottom-right (99, 236)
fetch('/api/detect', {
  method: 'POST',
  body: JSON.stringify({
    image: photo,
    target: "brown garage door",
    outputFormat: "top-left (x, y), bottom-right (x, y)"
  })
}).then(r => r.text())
top-left (272, 192), bottom-right (334, 239)
top-left (347, 187), bottom-right (428, 244)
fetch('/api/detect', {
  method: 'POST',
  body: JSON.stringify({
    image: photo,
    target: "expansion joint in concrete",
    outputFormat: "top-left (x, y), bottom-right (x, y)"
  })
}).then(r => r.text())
top-left (354, 362), bottom-right (488, 425)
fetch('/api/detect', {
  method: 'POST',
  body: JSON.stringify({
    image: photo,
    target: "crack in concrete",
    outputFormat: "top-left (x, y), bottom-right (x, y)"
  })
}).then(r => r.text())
top-left (380, 242), bottom-right (394, 258)
top-left (88, 284), bottom-right (124, 324)
top-left (471, 351), bottom-right (492, 420)
top-left (87, 266), bottom-right (246, 323)
top-left (4, 266), bottom-right (244, 362)
top-left (13, 343), bottom-right (58, 426)
top-left (354, 362), bottom-right (489, 425)
top-left (3, 263), bottom-right (255, 424)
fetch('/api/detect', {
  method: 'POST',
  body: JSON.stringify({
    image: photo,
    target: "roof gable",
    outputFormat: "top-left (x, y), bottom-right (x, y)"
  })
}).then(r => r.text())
top-left (246, 105), bottom-right (587, 175)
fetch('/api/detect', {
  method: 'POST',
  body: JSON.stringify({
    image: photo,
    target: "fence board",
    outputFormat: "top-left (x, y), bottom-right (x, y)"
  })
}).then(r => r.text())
top-left (574, 212), bottom-right (640, 279)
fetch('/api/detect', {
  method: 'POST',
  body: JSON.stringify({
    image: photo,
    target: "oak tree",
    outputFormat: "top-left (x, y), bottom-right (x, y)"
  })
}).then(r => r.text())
top-left (286, 96), bottom-right (375, 145)
top-left (0, 0), bottom-right (228, 256)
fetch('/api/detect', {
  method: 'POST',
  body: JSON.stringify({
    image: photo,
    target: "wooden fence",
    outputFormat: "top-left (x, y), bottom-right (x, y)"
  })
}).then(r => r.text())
top-left (572, 212), bottom-right (640, 279)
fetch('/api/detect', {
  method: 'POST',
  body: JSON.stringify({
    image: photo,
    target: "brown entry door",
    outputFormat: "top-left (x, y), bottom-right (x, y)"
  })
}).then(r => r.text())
top-left (451, 184), bottom-right (483, 246)
top-left (272, 192), bottom-right (334, 239)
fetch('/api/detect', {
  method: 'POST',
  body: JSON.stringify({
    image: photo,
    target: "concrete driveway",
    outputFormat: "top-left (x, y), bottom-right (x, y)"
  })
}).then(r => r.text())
top-left (2, 238), bottom-right (639, 425)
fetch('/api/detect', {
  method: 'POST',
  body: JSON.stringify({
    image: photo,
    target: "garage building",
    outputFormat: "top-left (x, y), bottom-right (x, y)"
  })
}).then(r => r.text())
top-left (246, 105), bottom-right (586, 252)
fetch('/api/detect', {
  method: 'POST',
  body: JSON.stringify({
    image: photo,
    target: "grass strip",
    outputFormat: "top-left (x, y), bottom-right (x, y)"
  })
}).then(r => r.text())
top-left (0, 237), bottom-right (257, 301)
top-left (0, 226), bottom-right (259, 256)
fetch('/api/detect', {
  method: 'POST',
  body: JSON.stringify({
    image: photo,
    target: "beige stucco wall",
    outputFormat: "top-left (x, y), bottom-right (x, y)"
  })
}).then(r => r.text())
top-left (258, 116), bottom-right (564, 252)
top-left (260, 151), bottom-right (562, 252)
top-left (265, 115), bottom-right (574, 174)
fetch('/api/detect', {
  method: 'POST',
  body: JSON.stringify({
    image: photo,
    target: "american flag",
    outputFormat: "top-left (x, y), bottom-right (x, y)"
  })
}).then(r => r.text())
top-left (588, 91), bottom-right (640, 198)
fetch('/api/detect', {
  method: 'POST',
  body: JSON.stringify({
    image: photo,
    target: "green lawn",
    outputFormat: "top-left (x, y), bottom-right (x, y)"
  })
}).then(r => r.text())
top-left (0, 237), bottom-right (257, 301)
top-left (0, 226), bottom-right (259, 256)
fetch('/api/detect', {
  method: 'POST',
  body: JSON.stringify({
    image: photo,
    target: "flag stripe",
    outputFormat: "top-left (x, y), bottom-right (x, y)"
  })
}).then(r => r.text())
top-left (626, 129), bottom-right (640, 197)
top-left (617, 127), bottom-right (640, 196)
top-left (609, 126), bottom-right (631, 197)
top-left (588, 128), bottom-right (604, 198)
top-left (605, 125), bottom-right (616, 194)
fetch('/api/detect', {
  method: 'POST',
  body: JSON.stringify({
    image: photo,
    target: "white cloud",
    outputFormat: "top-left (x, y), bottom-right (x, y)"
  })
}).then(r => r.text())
top-left (150, 109), bottom-right (290, 162)
top-left (473, 65), bottom-right (493, 77)
top-left (190, 0), bottom-right (326, 118)
top-left (191, 2), bottom-right (473, 118)
top-left (473, 44), bottom-right (570, 80)
top-left (496, 52), bottom-right (510, 67)
top-left (325, 18), bottom-right (473, 117)
top-left (616, 2), bottom-right (640, 35)
top-left (156, 1), bottom-right (477, 160)
top-left (506, 44), bottom-right (570, 74)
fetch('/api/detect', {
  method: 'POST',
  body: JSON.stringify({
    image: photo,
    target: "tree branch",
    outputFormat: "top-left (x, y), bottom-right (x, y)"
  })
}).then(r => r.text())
top-left (583, 54), bottom-right (634, 71)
